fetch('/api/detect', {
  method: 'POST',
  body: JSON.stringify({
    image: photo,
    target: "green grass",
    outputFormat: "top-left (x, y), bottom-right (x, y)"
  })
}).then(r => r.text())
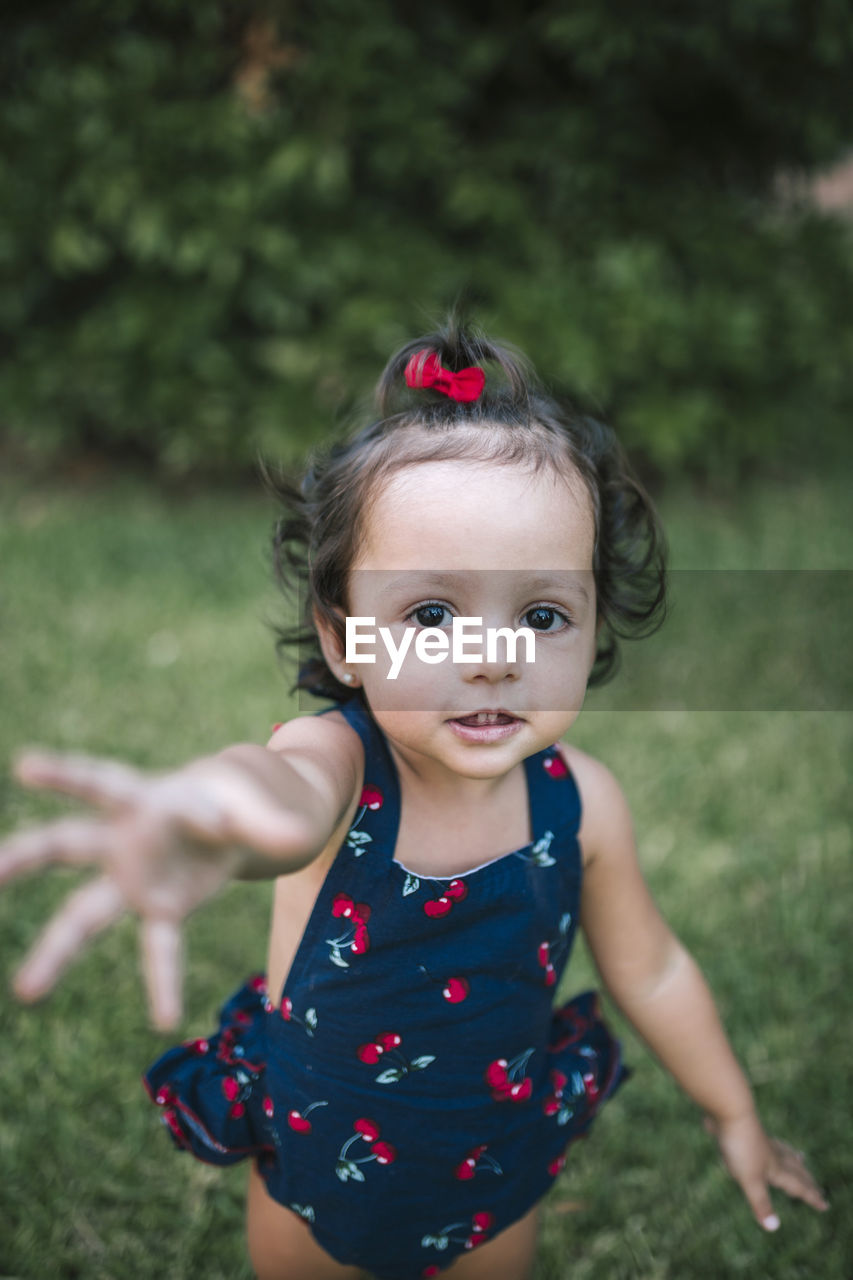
top-left (0, 470), bottom-right (850, 1278)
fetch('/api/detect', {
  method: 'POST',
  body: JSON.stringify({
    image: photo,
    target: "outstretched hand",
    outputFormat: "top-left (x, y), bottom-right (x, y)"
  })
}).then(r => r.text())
top-left (0, 749), bottom-right (308, 1030)
top-left (704, 1112), bottom-right (828, 1231)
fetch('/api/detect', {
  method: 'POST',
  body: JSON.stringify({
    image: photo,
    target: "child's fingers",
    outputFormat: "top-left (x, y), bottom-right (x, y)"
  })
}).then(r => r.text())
top-left (14, 750), bottom-right (144, 810)
top-left (768, 1140), bottom-right (830, 1212)
top-left (12, 875), bottom-right (126, 1001)
top-left (140, 917), bottom-right (183, 1030)
top-left (737, 1172), bottom-right (779, 1232)
top-left (0, 817), bottom-right (111, 884)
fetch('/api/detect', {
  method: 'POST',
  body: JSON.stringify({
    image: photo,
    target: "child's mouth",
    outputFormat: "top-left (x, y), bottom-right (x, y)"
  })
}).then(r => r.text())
top-left (454, 712), bottom-right (517, 726)
top-left (448, 711), bottom-right (522, 742)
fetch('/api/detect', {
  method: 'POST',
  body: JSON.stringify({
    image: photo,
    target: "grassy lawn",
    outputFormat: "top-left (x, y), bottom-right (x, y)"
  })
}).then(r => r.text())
top-left (0, 469), bottom-right (850, 1278)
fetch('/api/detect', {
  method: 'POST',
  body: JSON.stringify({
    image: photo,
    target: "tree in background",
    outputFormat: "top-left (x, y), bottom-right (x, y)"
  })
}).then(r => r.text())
top-left (2, 0), bottom-right (852, 477)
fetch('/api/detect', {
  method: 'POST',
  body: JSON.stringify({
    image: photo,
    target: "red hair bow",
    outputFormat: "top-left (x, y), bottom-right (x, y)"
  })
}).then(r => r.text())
top-left (404, 351), bottom-right (485, 403)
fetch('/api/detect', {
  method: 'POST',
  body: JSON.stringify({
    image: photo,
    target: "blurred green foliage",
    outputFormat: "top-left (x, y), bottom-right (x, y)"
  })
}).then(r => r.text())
top-left (2, 0), bottom-right (853, 477)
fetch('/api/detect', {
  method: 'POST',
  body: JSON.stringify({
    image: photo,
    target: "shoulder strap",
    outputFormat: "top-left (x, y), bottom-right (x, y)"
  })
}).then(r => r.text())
top-left (319, 698), bottom-right (402, 850)
top-left (524, 745), bottom-right (582, 841)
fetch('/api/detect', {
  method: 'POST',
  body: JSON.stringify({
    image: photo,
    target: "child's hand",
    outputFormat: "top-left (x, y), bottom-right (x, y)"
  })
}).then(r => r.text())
top-left (0, 748), bottom-right (311, 1031)
top-left (704, 1112), bottom-right (829, 1231)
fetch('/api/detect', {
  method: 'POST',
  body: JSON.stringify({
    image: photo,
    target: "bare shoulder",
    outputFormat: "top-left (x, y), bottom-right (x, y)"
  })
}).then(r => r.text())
top-left (267, 708), bottom-right (361, 757)
top-left (555, 742), bottom-right (635, 869)
top-left (266, 709), bottom-right (364, 812)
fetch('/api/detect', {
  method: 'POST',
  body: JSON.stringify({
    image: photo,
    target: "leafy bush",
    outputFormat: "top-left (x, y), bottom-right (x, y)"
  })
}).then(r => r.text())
top-left (2, 0), bottom-right (853, 478)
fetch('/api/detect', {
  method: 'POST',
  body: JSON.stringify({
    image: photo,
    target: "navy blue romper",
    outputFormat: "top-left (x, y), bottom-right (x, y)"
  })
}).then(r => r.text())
top-left (143, 699), bottom-right (629, 1279)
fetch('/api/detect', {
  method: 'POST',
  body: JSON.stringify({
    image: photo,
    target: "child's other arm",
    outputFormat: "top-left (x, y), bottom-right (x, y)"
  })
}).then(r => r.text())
top-left (0, 713), bottom-right (361, 1028)
top-left (569, 747), bottom-right (828, 1230)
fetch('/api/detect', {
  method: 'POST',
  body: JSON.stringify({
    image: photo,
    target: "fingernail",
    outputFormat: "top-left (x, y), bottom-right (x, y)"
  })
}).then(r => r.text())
top-left (762, 1214), bottom-right (780, 1232)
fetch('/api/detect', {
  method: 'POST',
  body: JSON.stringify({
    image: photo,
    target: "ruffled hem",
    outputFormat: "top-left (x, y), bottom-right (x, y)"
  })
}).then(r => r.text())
top-left (142, 978), bottom-right (629, 1182)
top-left (544, 989), bottom-right (630, 1155)
top-left (142, 974), bottom-right (276, 1165)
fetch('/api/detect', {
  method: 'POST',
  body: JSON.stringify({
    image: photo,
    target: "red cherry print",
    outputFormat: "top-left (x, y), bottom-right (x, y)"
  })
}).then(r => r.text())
top-left (234, 1010), bottom-right (251, 1026)
top-left (442, 977), bottom-right (470, 1003)
top-left (154, 1086), bottom-right (174, 1106)
top-left (376, 1031), bottom-right (402, 1050)
top-left (443, 879), bottom-right (468, 902)
top-left (485, 1059), bottom-right (509, 1088)
top-left (543, 751), bottom-right (569, 778)
top-left (332, 893), bottom-right (355, 918)
top-left (548, 1154), bottom-right (567, 1177)
top-left (352, 902), bottom-right (372, 924)
top-left (263, 1097), bottom-right (274, 1118)
top-left (423, 1269), bottom-right (441, 1278)
top-left (371, 1140), bottom-right (396, 1165)
top-left (509, 1078), bottom-right (533, 1101)
top-left (465, 1234), bottom-right (488, 1249)
top-left (423, 896), bottom-right (452, 918)
top-left (357, 1042), bottom-right (383, 1064)
top-left (544, 1096), bottom-right (561, 1116)
top-left (280, 996), bottom-right (293, 1021)
top-left (359, 784), bottom-right (383, 810)
top-left (552, 1070), bottom-right (568, 1092)
top-left (583, 1073), bottom-right (600, 1101)
top-left (351, 923), bottom-right (370, 954)
top-left (222, 1076), bottom-right (240, 1102)
top-left (455, 1157), bottom-right (476, 1180)
top-left (354, 1117), bottom-right (381, 1141)
top-left (287, 1109), bottom-right (313, 1133)
top-left (544, 964), bottom-right (556, 987)
top-left (249, 975), bottom-right (267, 994)
top-left (230, 1101), bottom-right (246, 1119)
top-left (472, 1211), bottom-right (494, 1232)
top-left (538, 942), bottom-right (550, 967)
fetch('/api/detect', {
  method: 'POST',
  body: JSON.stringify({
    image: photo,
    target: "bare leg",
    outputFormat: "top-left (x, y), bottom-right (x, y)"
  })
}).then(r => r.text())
top-left (246, 1161), bottom-right (369, 1280)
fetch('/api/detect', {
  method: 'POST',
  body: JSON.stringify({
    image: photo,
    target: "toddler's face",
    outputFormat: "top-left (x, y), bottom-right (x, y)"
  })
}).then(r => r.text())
top-left (325, 458), bottom-right (598, 781)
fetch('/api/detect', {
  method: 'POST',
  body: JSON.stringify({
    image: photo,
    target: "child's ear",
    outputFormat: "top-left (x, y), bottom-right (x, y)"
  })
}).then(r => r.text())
top-left (314, 606), bottom-right (360, 688)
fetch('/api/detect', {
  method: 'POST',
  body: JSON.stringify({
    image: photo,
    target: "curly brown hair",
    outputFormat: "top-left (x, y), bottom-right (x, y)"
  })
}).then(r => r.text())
top-left (271, 318), bottom-right (667, 702)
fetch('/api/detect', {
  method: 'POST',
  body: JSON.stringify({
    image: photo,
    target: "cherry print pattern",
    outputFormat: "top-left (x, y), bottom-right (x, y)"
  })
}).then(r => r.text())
top-left (537, 911), bottom-right (573, 986)
top-left (220, 1061), bottom-right (265, 1119)
top-left (423, 878), bottom-right (468, 918)
top-left (454, 1144), bottom-right (503, 1181)
top-left (543, 1069), bottom-right (575, 1125)
top-left (422, 1211), bottom-right (495, 1253)
top-left (286, 1099), bottom-right (329, 1133)
top-left (336, 1118), bottom-right (397, 1182)
top-left (484, 1048), bottom-right (535, 1102)
top-left (514, 829), bottom-right (556, 867)
top-left (182, 1036), bottom-right (210, 1055)
top-left (289, 1203), bottom-right (315, 1223)
top-left (326, 893), bottom-right (372, 966)
top-left (278, 995), bottom-right (318, 1036)
top-left (345, 783), bottom-right (384, 855)
top-left (542, 749), bottom-right (569, 779)
top-left (356, 1031), bottom-right (435, 1083)
top-left (418, 964), bottom-right (470, 1004)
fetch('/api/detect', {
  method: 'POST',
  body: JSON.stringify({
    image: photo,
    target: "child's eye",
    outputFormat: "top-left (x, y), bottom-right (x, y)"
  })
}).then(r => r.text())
top-left (410, 602), bottom-right (453, 628)
top-left (522, 606), bottom-right (571, 632)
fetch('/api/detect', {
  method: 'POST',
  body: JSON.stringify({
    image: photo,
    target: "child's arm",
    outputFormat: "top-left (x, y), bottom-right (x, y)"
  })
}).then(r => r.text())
top-left (0, 713), bottom-right (361, 1030)
top-left (569, 747), bottom-right (829, 1231)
